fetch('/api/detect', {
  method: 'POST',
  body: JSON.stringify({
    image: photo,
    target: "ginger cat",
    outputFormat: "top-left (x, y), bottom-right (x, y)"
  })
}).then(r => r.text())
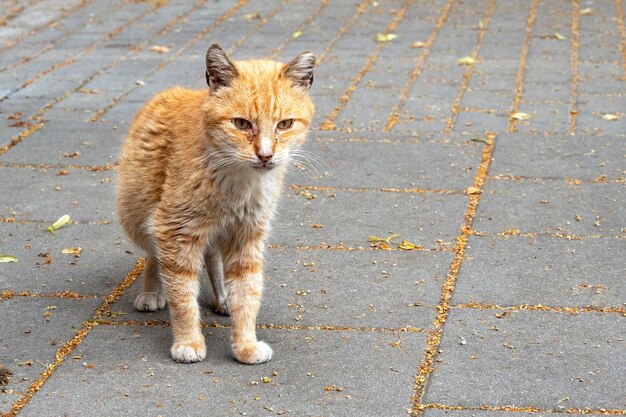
top-left (117, 44), bottom-right (315, 364)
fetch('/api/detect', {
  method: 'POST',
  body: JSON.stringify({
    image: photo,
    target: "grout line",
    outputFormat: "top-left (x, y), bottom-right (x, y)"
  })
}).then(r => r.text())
top-left (420, 403), bottom-right (626, 415)
top-left (384, 0), bottom-right (455, 131)
top-left (317, 0), bottom-right (372, 64)
top-left (442, 0), bottom-right (496, 133)
top-left (268, 0), bottom-right (330, 60)
top-left (98, 318), bottom-right (436, 334)
top-left (89, 0), bottom-right (261, 123)
top-left (288, 184), bottom-right (464, 195)
top-left (3, 0), bottom-right (127, 72)
top-left (411, 132), bottom-right (497, 415)
top-left (5, 258), bottom-right (145, 417)
top-left (470, 229), bottom-right (626, 241)
top-left (615, 0), bottom-right (626, 77)
top-left (293, 244), bottom-right (455, 252)
top-left (0, 290), bottom-right (100, 302)
top-left (0, 1), bottom-right (152, 104)
top-left (318, 0), bottom-right (413, 130)
top-left (452, 302), bottom-right (626, 316)
top-left (569, 0), bottom-right (580, 134)
top-left (0, 162), bottom-right (115, 171)
top-left (0, 0), bottom-right (94, 54)
top-left (508, 0), bottom-right (539, 133)
top-left (487, 174), bottom-right (625, 184)
top-left (0, 1), bottom-right (245, 157)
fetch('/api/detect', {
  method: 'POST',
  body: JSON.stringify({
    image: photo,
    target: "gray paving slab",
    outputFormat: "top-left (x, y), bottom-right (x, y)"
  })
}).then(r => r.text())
top-left (0, 120), bottom-right (124, 166)
top-left (295, 132), bottom-right (482, 190)
top-left (490, 134), bottom-right (626, 180)
top-left (452, 235), bottom-right (626, 308)
top-left (0, 222), bottom-right (135, 296)
top-left (0, 297), bottom-right (100, 414)
top-left (0, 166), bottom-right (116, 223)
top-left (20, 324), bottom-right (426, 417)
top-left (473, 179), bottom-right (625, 236)
top-left (112, 248), bottom-right (452, 329)
top-left (274, 187), bottom-right (467, 248)
top-left (424, 308), bottom-right (626, 410)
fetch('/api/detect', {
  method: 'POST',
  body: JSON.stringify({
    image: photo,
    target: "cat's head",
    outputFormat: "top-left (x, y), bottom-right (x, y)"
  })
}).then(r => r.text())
top-left (203, 44), bottom-right (315, 172)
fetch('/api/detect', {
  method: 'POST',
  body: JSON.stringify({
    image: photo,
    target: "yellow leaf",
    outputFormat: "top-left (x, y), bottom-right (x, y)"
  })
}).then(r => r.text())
top-left (466, 186), bottom-right (481, 196)
top-left (150, 45), bottom-right (171, 54)
top-left (47, 215), bottom-right (71, 233)
top-left (293, 31), bottom-right (302, 38)
top-left (411, 41), bottom-right (426, 48)
top-left (553, 32), bottom-right (566, 40)
top-left (398, 240), bottom-right (421, 250)
top-left (368, 233), bottom-right (399, 243)
top-left (510, 112), bottom-right (530, 121)
top-left (602, 114), bottom-right (619, 121)
top-left (458, 56), bottom-right (476, 65)
top-left (0, 254), bottom-right (18, 263)
top-left (580, 8), bottom-right (593, 15)
top-left (242, 11), bottom-right (261, 20)
top-left (62, 247), bottom-right (82, 255)
top-left (376, 33), bottom-right (397, 42)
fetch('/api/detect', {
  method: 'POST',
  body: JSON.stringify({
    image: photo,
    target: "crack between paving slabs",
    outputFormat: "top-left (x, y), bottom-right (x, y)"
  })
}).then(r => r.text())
top-left (615, 0), bottom-right (626, 77)
top-left (443, 0), bottom-right (497, 133)
top-left (451, 302), bottom-right (626, 316)
top-left (383, 0), bottom-right (455, 132)
top-left (410, 131), bottom-right (497, 415)
top-left (318, 0), bottom-right (414, 130)
top-left (3, 258), bottom-right (146, 417)
top-left (420, 402), bottom-right (626, 415)
top-left (569, 0), bottom-right (580, 135)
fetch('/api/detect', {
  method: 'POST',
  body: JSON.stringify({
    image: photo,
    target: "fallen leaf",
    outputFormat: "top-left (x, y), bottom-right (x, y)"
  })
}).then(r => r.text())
top-left (63, 151), bottom-right (80, 158)
top-left (7, 112), bottom-right (22, 120)
top-left (390, 341), bottom-right (401, 347)
top-left (466, 186), bottom-right (481, 195)
top-left (0, 255), bottom-right (18, 263)
top-left (57, 169), bottom-right (69, 176)
top-left (602, 114), bottom-right (619, 121)
top-left (292, 31), bottom-right (302, 38)
top-left (77, 88), bottom-right (102, 94)
top-left (297, 190), bottom-right (316, 200)
top-left (311, 223), bottom-right (323, 229)
top-left (376, 33), bottom-right (397, 42)
top-left (17, 360), bottom-right (33, 366)
top-left (150, 45), bottom-right (171, 54)
top-left (242, 11), bottom-right (261, 20)
top-left (411, 41), bottom-right (426, 48)
top-left (62, 247), bottom-right (82, 255)
top-left (368, 233), bottom-right (400, 243)
top-left (9, 120), bottom-right (31, 128)
top-left (261, 376), bottom-right (271, 383)
top-left (0, 365), bottom-right (12, 386)
top-left (398, 240), bottom-right (421, 250)
top-left (510, 112), bottom-right (530, 120)
top-left (470, 137), bottom-right (489, 144)
top-left (580, 8), bottom-right (593, 15)
top-left (458, 56), bottom-right (476, 65)
top-left (47, 215), bottom-right (71, 234)
top-left (553, 32), bottom-right (566, 40)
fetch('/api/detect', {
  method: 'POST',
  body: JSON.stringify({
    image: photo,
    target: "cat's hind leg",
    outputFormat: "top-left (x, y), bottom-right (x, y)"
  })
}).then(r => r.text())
top-left (205, 250), bottom-right (229, 316)
top-left (134, 253), bottom-right (167, 312)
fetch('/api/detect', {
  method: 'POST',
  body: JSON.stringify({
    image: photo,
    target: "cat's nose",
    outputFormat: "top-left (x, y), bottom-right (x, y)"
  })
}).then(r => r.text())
top-left (256, 152), bottom-right (273, 163)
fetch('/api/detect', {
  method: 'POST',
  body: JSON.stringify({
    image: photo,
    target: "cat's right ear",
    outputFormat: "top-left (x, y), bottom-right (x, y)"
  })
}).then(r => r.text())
top-left (205, 44), bottom-right (239, 91)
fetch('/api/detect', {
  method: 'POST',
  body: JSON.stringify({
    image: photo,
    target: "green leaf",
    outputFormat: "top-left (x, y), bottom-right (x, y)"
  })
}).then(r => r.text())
top-left (0, 254), bottom-right (18, 263)
top-left (47, 214), bottom-right (71, 234)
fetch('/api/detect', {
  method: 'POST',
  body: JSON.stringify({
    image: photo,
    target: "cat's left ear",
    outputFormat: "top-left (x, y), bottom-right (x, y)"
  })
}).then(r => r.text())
top-left (281, 51), bottom-right (316, 90)
top-left (206, 44), bottom-right (239, 91)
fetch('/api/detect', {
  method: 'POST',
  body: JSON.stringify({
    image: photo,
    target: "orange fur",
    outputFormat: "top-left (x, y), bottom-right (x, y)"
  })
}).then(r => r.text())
top-left (117, 45), bottom-right (315, 364)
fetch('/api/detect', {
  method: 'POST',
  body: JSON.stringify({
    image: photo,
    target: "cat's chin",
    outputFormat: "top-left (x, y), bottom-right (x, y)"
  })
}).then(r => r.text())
top-left (252, 163), bottom-right (276, 171)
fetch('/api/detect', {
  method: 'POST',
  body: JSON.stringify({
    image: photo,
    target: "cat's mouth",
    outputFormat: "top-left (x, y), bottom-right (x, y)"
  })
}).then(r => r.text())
top-left (252, 162), bottom-right (276, 171)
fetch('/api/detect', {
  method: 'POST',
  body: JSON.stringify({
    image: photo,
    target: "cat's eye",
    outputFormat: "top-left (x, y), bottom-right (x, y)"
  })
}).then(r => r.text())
top-left (233, 118), bottom-right (252, 130)
top-left (277, 119), bottom-right (294, 130)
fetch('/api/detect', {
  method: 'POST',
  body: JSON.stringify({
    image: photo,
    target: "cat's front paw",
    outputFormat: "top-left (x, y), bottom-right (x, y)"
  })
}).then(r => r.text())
top-left (233, 341), bottom-right (273, 365)
top-left (134, 291), bottom-right (167, 312)
top-left (171, 340), bottom-right (206, 363)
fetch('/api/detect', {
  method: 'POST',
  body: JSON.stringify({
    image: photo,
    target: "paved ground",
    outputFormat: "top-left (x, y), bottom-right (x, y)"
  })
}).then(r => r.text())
top-left (0, 0), bottom-right (625, 416)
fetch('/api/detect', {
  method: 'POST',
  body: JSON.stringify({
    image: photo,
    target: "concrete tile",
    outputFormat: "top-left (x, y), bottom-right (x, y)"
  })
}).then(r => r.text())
top-left (424, 308), bottom-right (626, 409)
top-left (473, 180), bottom-right (625, 236)
top-left (0, 222), bottom-right (135, 296)
top-left (490, 134), bottom-right (626, 180)
top-left (20, 325), bottom-right (427, 417)
top-left (452, 235), bottom-right (626, 308)
top-left (0, 166), bottom-right (116, 223)
top-left (0, 297), bottom-right (100, 414)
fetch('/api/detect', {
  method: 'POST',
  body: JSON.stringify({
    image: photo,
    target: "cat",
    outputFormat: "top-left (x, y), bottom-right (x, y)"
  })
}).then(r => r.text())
top-left (116, 44), bottom-right (315, 364)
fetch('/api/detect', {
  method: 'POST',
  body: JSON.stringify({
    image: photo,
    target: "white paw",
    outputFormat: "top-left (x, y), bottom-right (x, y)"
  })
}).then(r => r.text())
top-left (134, 291), bottom-right (167, 312)
top-left (212, 297), bottom-right (230, 316)
top-left (171, 341), bottom-right (206, 363)
top-left (233, 341), bottom-right (273, 365)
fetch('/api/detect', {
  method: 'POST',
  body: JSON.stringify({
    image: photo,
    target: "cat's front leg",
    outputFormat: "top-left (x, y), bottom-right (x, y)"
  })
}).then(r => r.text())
top-left (156, 232), bottom-right (207, 363)
top-left (225, 238), bottom-right (272, 364)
